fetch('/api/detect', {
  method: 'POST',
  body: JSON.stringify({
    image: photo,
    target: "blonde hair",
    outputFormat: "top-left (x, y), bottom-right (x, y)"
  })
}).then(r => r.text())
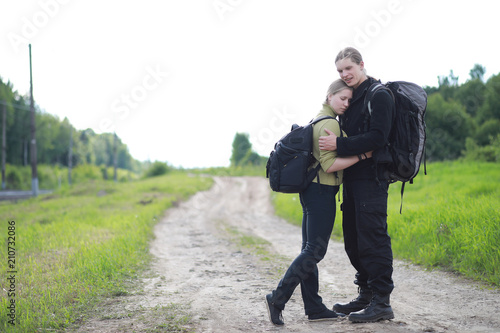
top-left (325, 79), bottom-right (352, 103)
top-left (335, 47), bottom-right (367, 75)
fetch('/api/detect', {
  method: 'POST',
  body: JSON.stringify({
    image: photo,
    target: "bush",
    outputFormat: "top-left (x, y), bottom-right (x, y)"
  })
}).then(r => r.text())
top-left (474, 119), bottom-right (500, 146)
top-left (72, 164), bottom-right (103, 183)
top-left (38, 164), bottom-right (62, 189)
top-left (463, 134), bottom-right (500, 162)
top-left (144, 161), bottom-right (171, 178)
top-left (4, 165), bottom-right (30, 190)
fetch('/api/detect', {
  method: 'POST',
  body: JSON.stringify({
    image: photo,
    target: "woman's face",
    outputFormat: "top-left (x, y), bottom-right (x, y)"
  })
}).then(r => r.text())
top-left (328, 88), bottom-right (352, 115)
top-left (336, 57), bottom-right (366, 89)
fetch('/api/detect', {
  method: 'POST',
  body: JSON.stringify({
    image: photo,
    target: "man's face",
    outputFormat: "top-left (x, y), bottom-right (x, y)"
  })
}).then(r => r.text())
top-left (336, 57), bottom-right (365, 89)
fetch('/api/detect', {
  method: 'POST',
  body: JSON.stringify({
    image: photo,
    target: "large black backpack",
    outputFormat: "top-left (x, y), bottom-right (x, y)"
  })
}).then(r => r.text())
top-left (364, 81), bottom-right (428, 211)
top-left (266, 116), bottom-right (336, 193)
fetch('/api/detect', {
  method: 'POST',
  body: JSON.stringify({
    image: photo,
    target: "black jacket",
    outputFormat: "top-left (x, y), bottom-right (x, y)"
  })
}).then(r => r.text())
top-left (337, 77), bottom-right (395, 181)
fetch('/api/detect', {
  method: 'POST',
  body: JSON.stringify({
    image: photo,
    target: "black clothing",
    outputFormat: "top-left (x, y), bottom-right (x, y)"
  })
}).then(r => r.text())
top-left (342, 179), bottom-right (394, 294)
top-left (271, 182), bottom-right (338, 315)
top-left (337, 77), bottom-right (395, 181)
top-left (336, 77), bottom-right (395, 295)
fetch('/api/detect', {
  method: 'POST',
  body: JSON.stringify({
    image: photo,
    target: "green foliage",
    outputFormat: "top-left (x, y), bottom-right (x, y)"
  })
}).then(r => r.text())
top-left (425, 93), bottom-right (473, 160)
top-left (0, 172), bottom-right (213, 332)
top-left (423, 67), bottom-right (499, 163)
top-left (463, 135), bottom-right (500, 162)
top-left (453, 78), bottom-right (486, 118)
top-left (271, 161), bottom-right (500, 286)
top-left (477, 73), bottom-right (500, 123)
top-left (469, 64), bottom-right (486, 81)
top-left (230, 132), bottom-right (266, 167)
top-left (474, 119), bottom-right (500, 146)
top-left (230, 133), bottom-right (252, 166)
top-left (5, 165), bottom-right (30, 189)
top-left (0, 77), bottom-right (142, 176)
top-left (144, 161), bottom-right (171, 178)
top-left (1, 164), bottom-right (138, 190)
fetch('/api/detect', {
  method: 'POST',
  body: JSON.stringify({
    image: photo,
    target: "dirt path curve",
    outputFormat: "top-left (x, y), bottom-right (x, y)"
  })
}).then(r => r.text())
top-left (76, 176), bottom-right (500, 333)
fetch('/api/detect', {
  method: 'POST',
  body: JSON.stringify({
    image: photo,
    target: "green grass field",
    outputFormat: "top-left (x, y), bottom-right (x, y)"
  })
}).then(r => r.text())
top-left (0, 172), bottom-right (212, 332)
top-left (272, 161), bottom-right (500, 286)
top-left (2, 161), bottom-right (498, 331)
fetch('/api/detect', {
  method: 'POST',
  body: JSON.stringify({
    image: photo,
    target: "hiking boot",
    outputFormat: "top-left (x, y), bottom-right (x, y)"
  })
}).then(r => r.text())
top-left (265, 294), bottom-right (284, 326)
top-left (348, 293), bottom-right (394, 323)
top-left (333, 288), bottom-right (372, 315)
top-left (308, 309), bottom-right (345, 322)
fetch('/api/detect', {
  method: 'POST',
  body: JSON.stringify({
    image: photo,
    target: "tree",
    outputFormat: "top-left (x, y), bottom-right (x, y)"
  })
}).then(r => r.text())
top-left (453, 78), bottom-right (486, 119)
top-left (477, 74), bottom-right (500, 123)
top-left (0, 77), bottom-right (141, 172)
top-left (469, 64), bottom-right (486, 81)
top-left (230, 133), bottom-right (252, 166)
top-left (474, 119), bottom-right (500, 146)
top-left (425, 93), bottom-right (474, 160)
top-left (437, 70), bottom-right (459, 101)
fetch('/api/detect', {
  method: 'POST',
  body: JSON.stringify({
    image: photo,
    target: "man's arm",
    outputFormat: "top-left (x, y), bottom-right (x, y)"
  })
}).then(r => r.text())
top-left (337, 91), bottom-right (394, 156)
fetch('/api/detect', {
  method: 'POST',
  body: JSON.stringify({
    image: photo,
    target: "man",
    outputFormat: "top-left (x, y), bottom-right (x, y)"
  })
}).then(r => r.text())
top-left (319, 47), bottom-right (395, 323)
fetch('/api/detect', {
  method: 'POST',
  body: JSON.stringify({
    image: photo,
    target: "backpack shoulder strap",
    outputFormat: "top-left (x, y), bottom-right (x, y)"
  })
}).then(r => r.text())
top-left (311, 115), bottom-right (344, 137)
top-left (364, 83), bottom-right (395, 116)
top-left (310, 115), bottom-right (335, 124)
top-left (363, 82), bottom-right (395, 132)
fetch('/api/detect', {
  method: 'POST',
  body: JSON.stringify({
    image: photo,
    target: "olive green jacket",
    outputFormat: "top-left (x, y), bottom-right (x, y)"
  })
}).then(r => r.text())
top-left (310, 103), bottom-right (346, 186)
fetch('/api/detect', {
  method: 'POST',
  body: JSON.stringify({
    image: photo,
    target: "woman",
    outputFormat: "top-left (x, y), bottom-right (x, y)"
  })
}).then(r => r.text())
top-left (265, 79), bottom-right (372, 326)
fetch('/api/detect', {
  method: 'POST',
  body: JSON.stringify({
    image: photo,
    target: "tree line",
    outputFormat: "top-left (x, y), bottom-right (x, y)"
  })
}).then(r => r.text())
top-left (231, 64), bottom-right (500, 166)
top-left (424, 64), bottom-right (500, 161)
top-left (0, 78), bottom-right (142, 174)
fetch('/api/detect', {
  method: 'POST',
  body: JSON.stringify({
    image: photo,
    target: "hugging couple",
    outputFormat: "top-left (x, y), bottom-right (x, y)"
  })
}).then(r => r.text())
top-left (265, 47), bottom-right (395, 326)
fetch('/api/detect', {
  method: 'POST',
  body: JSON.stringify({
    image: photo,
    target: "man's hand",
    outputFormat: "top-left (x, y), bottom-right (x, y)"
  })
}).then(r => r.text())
top-left (319, 128), bottom-right (338, 151)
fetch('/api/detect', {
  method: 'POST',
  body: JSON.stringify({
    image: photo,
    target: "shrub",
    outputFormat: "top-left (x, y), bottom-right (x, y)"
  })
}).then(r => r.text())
top-left (144, 161), bottom-right (171, 178)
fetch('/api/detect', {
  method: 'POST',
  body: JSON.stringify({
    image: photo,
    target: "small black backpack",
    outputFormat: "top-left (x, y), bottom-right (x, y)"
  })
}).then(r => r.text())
top-left (266, 116), bottom-right (336, 193)
top-left (364, 81), bottom-right (428, 211)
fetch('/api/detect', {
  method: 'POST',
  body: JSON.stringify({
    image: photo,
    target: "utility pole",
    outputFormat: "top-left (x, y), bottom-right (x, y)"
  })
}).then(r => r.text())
top-left (1, 103), bottom-right (6, 190)
top-left (68, 126), bottom-right (73, 185)
top-left (29, 44), bottom-right (38, 196)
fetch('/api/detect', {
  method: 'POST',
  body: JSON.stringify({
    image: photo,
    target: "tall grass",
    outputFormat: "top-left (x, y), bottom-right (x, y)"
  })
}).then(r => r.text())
top-left (388, 161), bottom-right (500, 285)
top-left (271, 161), bottom-right (500, 286)
top-left (2, 163), bottom-right (139, 191)
top-left (0, 172), bottom-right (212, 332)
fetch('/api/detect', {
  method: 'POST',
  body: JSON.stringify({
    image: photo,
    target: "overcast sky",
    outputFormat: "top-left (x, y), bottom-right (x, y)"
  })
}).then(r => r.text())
top-left (1, 0), bottom-right (499, 168)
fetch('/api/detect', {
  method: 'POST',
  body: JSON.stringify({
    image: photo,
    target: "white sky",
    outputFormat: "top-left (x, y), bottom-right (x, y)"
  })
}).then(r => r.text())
top-left (1, 0), bottom-right (499, 168)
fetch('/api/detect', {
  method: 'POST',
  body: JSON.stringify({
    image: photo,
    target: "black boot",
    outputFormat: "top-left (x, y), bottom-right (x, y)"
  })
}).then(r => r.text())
top-left (348, 293), bottom-right (394, 323)
top-left (333, 288), bottom-right (372, 315)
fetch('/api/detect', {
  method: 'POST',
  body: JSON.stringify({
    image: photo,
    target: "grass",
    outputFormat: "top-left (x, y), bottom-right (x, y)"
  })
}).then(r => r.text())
top-left (0, 171), bottom-right (212, 332)
top-left (388, 161), bottom-right (500, 285)
top-left (271, 161), bottom-right (500, 286)
top-left (2, 160), bottom-right (497, 331)
top-left (222, 223), bottom-right (274, 260)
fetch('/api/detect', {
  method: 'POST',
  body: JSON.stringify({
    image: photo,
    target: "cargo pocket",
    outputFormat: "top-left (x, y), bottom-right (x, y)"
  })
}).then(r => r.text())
top-left (359, 198), bottom-right (387, 218)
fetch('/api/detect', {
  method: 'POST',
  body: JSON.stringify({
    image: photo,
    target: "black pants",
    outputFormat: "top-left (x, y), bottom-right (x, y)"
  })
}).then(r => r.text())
top-left (272, 182), bottom-right (338, 315)
top-left (342, 178), bottom-right (394, 295)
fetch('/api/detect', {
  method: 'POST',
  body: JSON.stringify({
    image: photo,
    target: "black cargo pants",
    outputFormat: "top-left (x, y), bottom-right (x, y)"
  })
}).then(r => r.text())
top-left (341, 178), bottom-right (394, 295)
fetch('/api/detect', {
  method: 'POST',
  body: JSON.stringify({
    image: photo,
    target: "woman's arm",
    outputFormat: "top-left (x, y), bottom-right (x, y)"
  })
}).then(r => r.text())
top-left (326, 151), bottom-right (372, 173)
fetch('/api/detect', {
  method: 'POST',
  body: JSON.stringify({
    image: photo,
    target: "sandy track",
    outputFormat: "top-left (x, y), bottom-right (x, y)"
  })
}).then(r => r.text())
top-left (75, 176), bottom-right (500, 333)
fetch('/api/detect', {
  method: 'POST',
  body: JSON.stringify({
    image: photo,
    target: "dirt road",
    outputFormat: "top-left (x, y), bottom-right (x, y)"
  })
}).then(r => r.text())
top-left (76, 176), bottom-right (500, 333)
